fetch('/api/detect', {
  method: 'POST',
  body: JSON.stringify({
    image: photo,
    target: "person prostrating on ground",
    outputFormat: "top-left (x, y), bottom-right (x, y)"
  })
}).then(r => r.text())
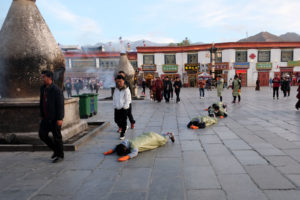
top-left (104, 132), bottom-right (175, 162)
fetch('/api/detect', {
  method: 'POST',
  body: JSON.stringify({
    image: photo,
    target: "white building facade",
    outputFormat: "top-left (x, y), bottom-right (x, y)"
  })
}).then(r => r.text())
top-left (137, 42), bottom-right (300, 87)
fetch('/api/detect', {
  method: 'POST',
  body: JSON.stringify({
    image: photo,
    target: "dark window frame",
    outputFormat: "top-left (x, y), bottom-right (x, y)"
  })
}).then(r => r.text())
top-left (187, 53), bottom-right (198, 64)
top-left (164, 54), bottom-right (176, 65)
top-left (143, 55), bottom-right (155, 65)
top-left (235, 51), bottom-right (248, 62)
top-left (281, 49), bottom-right (293, 62)
top-left (258, 50), bottom-right (271, 62)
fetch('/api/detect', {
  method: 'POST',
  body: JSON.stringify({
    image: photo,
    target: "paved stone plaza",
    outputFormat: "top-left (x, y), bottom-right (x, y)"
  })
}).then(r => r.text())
top-left (0, 87), bottom-right (300, 200)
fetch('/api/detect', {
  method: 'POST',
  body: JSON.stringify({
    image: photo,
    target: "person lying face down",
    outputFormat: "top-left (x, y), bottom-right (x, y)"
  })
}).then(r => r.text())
top-left (104, 132), bottom-right (175, 162)
top-left (187, 116), bottom-right (218, 129)
top-left (207, 102), bottom-right (228, 118)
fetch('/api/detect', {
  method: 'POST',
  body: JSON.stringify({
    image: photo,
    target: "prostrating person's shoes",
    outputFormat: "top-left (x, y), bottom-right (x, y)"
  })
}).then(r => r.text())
top-left (52, 157), bottom-right (64, 163)
top-left (166, 132), bottom-right (175, 143)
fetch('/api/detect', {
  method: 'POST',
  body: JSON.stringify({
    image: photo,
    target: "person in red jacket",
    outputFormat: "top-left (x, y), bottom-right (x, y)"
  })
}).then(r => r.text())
top-left (272, 75), bottom-right (281, 100)
top-left (296, 79), bottom-right (300, 110)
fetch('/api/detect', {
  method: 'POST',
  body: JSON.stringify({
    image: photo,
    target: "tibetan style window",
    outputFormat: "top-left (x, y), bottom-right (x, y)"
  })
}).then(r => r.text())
top-left (235, 51), bottom-right (247, 62)
top-left (143, 55), bottom-right (155, 65)
top-left (281, 50), bottom-right (293, 62)
top-left (215, 50), bottom-right (222, 63)
top-left (258, 50), bottom-right (271, 62)
top-left (187, 53), bottom-right (198, 64)
top-left (165, 55), bottom-right (176, 65)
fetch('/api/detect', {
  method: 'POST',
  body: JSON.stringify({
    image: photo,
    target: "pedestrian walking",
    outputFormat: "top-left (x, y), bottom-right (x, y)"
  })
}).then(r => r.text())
top-left (232, 75), bottom-right (241, 103)
top-left (142, 78), bottom-right (146, 96)
top-left (113, 75), bottom-right (131, 140)
top-left (198, 78), bottom-right (206, 98)
top-left (94, 81), bottom-right (99, 94)
top-left (256, 78), bottom-right (260, 91)
top-left (154, 77), bottom-right (163, 102)
top-left (282, 75), bottom-right (291, 97)
top-left (89, 81), bottom-right (94, 93)
top-left (104, 132), bottom-right (175, 162)
top-left (269, 78), bottom-right (273, 88)
top-left (216, 75), bottom-right (224, 102)
top-left (170, 78), bottom-right (174, 100)
top-left (272, 75), bottom-right (281, 100)
top-left (74, 80), bottom-right (80, 95)
top-left (206, 78), bottom-right (212, 91)
top-left (173, 77), bottom-right (182, 103)
top-left (65, 79), bottom-right (72, 98)
top-left (295, 79), bottom-right (300, 110)
top-left (39, 70), bottom-right (65, 163)
top-left (119, 71), bottom-right (136, 129)
top-left (163, 76), bottom-right (173, 103)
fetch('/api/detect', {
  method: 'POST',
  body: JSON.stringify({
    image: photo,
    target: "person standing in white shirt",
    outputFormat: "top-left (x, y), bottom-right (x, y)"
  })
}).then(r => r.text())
top-left (113, 75), bottom-right (131, 140)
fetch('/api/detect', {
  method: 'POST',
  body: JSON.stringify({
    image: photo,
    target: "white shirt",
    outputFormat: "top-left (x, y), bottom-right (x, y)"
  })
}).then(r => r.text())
top-left (113, 87), bottom-right (131, 110)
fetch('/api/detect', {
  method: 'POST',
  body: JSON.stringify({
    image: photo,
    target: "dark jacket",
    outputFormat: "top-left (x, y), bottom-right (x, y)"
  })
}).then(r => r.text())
top-left (163, 80), bottom-right (173, 91)
top-left (173, 80), bottom-right (182, 91)
top-left (40, 83), bottom-right (65, 121)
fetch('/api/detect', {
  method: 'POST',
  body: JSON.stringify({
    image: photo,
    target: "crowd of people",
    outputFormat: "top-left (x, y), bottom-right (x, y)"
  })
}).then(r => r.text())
top-left (64, 78), bottom-right (103, 98)
top-left (37, 68), bottom-right (299, 164)
top-left (149, 76), bottom-right (182, 103)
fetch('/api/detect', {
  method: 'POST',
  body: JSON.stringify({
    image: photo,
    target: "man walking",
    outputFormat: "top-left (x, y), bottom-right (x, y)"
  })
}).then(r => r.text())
top-left (163, 76), bottom-right (173, 103)
top-left (113, 75), bottom-right (131, 140)
top-left (198, 78), bottom-right (206, 98)
top-left (272, 74), bottom-right (280, 100)
top-left (39, 70), bottom-right (65, 163)
top-left (64, 79), bottom-right (72, 98)
top-left (173, 77), bottom-right (182, 103)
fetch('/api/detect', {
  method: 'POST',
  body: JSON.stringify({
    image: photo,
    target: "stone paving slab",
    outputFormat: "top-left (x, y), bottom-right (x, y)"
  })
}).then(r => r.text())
top-left (245, 165), bottom-right (296, 189)
top-left (1, 87), bottom-right (300, 200)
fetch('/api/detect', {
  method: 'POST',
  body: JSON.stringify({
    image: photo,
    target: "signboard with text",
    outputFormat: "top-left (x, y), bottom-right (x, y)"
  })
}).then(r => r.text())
top-left (234, 62), bottom-right (250, 69)
top-left (256, 62), bottom-right (272, 70)
top-left (142, 64), bottom-right (157, 71)
top-left (162, 64), bottom-right (178, 73)
top-left (288, 61), bottom-right (300, 67)
top-left (184, 63), bottom-right (199, 71)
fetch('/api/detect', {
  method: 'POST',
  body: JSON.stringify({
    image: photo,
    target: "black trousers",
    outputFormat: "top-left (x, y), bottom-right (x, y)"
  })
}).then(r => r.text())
top-left (67, 89), bottom-right (72, 98)
top-left (199, 88), bottom-right (205, 97)
top-left (142, 86), bottom-right (146, 94)
top-left (170, 89), bottom-right (173, 98)
top-left (283, 89), bottom-right (290, 97)
top-left (164, 90), bottom-right (170, 102)
top-left (273, 87), bottom-right (279, 98)
top-left (233, 95), bottom-right (241, 102)
top-left (127, 103), bottom-right (135, 124)
top-left (39, 119), bottom-right (64, 158)
top-left (115, 108), bottom-right (127, 134)
top-left (175, 89), bottom-right (180, 102)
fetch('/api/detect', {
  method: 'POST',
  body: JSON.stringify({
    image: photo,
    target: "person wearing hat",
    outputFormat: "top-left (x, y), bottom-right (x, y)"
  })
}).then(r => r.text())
top-left (282, 75), bottom-right (291, 97)
top-left (113, 75), bottom-right (131, 140)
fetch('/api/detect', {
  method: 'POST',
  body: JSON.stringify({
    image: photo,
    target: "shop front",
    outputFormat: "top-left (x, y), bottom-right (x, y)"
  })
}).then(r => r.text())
top-left (209, 62), bottom-right (229, 84)
top-left (256, 62), bottom-right (272, 86)
top-left (184, 63), bottom-right (199, 87)
top-left (142, 64), bottom-right (157, 87)
top-left (234, 62), bottom-right (249, 87)
top-left (161, 64), bottom-right (180, 80)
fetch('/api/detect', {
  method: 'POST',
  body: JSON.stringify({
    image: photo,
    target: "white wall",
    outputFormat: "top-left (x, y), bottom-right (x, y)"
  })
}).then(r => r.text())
top-left (198, 51), bottom-right (210, 64)
top-left (137, 53), bottom-right (143, 67)
top-left (222, 49), bottom-right (235, 63)
top-left (154, 53), bottom-right (164, 75)
top-left (294, 48), bottom-right (300, 61)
